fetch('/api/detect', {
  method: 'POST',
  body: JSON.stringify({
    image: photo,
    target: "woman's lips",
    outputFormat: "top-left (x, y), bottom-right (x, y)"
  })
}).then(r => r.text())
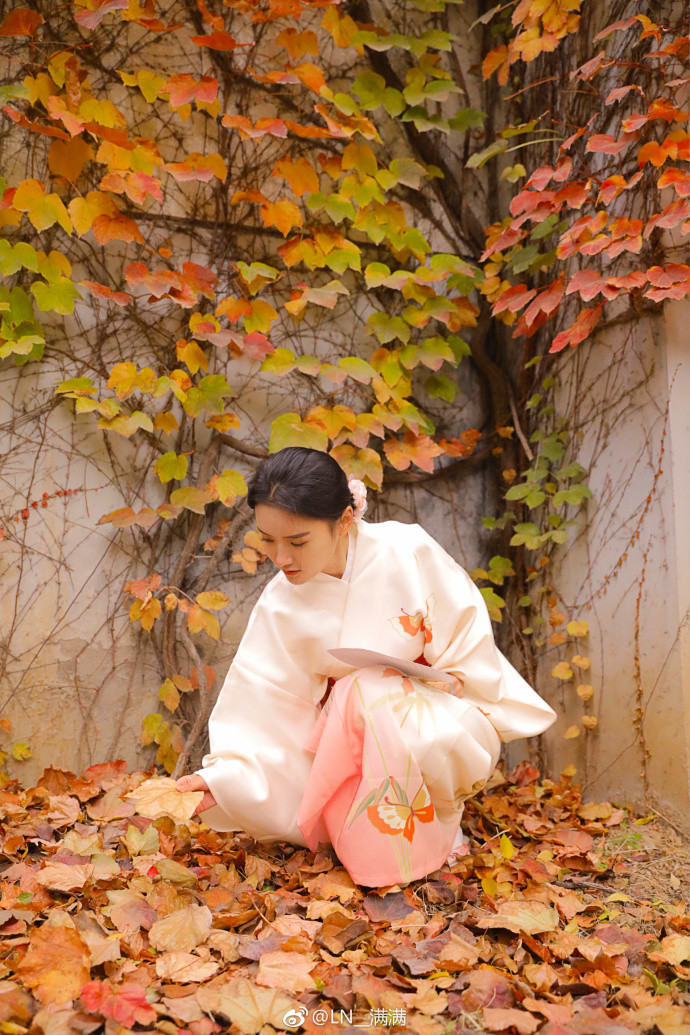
top-left (283, 569), bottom-right (299, 574)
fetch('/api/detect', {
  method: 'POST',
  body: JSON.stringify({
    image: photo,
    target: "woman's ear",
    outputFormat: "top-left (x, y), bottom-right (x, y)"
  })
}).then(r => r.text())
top-left (339, 506), bottom-right (355, 535)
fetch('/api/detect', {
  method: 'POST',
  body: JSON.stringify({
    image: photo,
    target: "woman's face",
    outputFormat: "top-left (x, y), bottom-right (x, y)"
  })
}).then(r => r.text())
top-left (254, 503), bottom-right (354, 583)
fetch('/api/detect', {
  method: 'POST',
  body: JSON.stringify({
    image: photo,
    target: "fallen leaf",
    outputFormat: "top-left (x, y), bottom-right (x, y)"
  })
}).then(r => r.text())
top-left (155, 950), bottom-right (220, 982)
top-left (148, 904), bottom-right (212, 952)
top-left (124, 776), bottom-right (204, 821)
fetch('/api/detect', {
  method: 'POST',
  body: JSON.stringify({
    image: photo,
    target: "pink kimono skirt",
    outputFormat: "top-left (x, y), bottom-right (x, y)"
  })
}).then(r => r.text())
top-left (296, 663), bottom-right (502, 887)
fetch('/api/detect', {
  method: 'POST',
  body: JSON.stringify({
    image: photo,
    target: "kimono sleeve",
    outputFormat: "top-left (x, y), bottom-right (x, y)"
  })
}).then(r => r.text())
top-left (410, 524), bottom-right (557, 743)
top-left (194, 583), bottom-right (323, 846)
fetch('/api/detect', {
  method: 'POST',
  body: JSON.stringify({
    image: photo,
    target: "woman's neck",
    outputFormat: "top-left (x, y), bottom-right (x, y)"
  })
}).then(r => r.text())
top-left (322, 529), bottom-right (350, 579)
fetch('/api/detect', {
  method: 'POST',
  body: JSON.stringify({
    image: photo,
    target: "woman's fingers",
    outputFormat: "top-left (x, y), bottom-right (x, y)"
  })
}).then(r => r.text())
top-left (175, 774), bottom-right (217, 815)
top-left (176, 773), bottom-right (209, 793)
top-left (197, 791), bottom-right (217, 814)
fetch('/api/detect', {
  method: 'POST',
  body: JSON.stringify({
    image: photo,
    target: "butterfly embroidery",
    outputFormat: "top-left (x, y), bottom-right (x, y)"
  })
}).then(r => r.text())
top-left (366, 778), bottom-right (435, 842)
top-left (391, 593), bottom-right (435, 644)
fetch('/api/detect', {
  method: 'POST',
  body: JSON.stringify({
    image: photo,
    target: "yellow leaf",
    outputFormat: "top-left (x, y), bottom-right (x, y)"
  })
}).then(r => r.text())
top-left (572, 654), bottom-right (590, 669)
top-left (551, 661), bottom-right (573, 680)
top-left (124, 776), bottom-right (203, 822)
top-left (481, 876), bottom-right (498, 897)
top-left (13, 179), bottom-right (73, 233)
top-left (563, 725), bottom-right (580, 738)
top-left (196, 590), bottom-right (229, 611)
top-left (68, 191), bottom-right (118, 235)
top-left (634, 814), bottom-right (655, 825)
top-left (581, 714), bottom-right (598, 730)
top-left (499, 833), bottom-right (514, 860)
top-left (567, 619), bottom-right (588, 637)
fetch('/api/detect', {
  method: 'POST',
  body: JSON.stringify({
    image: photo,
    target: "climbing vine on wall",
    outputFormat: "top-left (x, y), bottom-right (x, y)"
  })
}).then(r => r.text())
top-left (0, 0), bottom-right (687, 774)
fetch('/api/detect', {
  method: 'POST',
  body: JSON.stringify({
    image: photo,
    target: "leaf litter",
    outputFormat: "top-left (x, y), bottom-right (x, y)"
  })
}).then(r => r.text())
top-left (0, 759), bottom-right (686, 1034)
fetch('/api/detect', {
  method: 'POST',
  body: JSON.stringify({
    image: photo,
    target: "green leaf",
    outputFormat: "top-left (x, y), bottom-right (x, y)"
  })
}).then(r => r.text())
top-left (29, 277), bottom-right (79, 316)
top-left (448, 108), bottom-right (486, 131)
top-left (425, 373), bottom-right (457, 401)
top-left (155, 451), bottom-right (188, 483)
top-left (260, 347), bottom-right (295, 375)
top-left (339, 356), bottom-right (376, 383)
top-left (269, 413), bottom-right (328, 453)
top-left (142, 713), bottom-right (165, 746)
top-left (505, 482), bottom-right (532, 501)
top-left (466, 139), bottom-right (507, 168)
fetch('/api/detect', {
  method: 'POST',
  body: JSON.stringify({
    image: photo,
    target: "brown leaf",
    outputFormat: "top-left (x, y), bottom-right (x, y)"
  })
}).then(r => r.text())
top-left (195, 978), bottom-right (299, 1033)
top-left (475, 901), bottom-right (559, 936)
top-left (148, 904), bottom-right (212, 952)
top-left (155, 950), bottom-right (220, 982)
top-left (35, 861), bottom-right (94, 892)
top-left (38, 768), bottom-right (99, 802)
top-left (256, 950), bottom-right (318, 993)
top-left (482, 1006), bottom-right (541, 1033)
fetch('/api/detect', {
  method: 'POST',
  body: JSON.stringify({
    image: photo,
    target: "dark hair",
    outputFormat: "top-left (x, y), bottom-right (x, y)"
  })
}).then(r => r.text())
top-left (247, 447), bottom-right (355, 528)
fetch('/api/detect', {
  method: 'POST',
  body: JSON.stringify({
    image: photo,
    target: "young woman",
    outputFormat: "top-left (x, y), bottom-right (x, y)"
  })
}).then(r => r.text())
top-left (176, 446), bottom-right (557, 887)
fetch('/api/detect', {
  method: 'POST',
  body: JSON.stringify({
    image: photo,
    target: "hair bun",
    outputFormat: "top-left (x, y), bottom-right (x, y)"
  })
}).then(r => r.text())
top-left (347, 476), bottom-right (368, 520)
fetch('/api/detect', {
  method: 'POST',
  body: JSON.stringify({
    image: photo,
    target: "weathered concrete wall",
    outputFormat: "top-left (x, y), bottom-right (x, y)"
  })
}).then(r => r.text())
top-left (505, 302), bottom-right (690, 832)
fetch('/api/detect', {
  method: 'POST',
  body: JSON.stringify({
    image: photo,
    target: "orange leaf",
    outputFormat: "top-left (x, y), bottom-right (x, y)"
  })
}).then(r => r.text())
top-left (19, 927), bottom-right (90, 1005)
top-left (92, 213), bottom-right (143, 245)
top-left (260, 199), bottom-right (303, 236)
top-left (0, 7), bottom-right (44, 35)
top-left (190, 29), bottom-right (254, 50)
top-left (482, 45), bottom-right (509, 82)
top-left (272, 156), bottom-right (320, 196)
top-left (48, 137), bottom-right (94, 182)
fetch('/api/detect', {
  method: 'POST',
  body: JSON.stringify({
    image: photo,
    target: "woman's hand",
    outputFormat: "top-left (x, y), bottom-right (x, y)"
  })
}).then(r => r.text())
top-left (175, 773), bottom-right (218, 816)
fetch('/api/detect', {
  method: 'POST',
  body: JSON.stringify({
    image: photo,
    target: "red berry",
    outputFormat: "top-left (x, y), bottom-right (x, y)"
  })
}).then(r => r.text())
top-left (21, 509), bottom-right (29, 519)
top-left (31, 501), bottom-right (38, 508)
top-left (56, 490), bottom-right (63, 497)
top-left (42, 492), bottom-right (48, 499)
top-left (41, 501), bottom-right (48, 508)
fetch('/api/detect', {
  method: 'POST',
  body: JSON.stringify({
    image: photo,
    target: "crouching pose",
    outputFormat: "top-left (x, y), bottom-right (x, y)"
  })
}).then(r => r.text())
top-left (177, 447), bottom-right (557, 887)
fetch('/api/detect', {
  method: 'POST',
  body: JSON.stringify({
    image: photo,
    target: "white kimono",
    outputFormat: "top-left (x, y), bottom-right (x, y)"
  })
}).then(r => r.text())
top-left (195, 517), bottom-right (556, 884)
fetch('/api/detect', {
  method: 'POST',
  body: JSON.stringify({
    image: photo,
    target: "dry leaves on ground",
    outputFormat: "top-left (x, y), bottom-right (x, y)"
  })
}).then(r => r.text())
top-left (0, 759), bottom-right (687, 1034)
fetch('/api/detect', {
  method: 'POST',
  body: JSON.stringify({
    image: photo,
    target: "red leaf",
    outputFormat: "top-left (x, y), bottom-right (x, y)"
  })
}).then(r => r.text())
top-left (566, 270), bottom-right (604, 302)
top-left (605, 85), bottom-right (644, 105)
top-left (243, 332), bottom-right (275, 360)
top-left (80, 281), bottom-right (132, 306)
top-left (74, 0), bottom-right (128, 29)
top-left (521, 277), bottom-right (566, 327)
top-left (81, 979), bottom-right (156, 1027)
top-left (644, 199), bottom-right (690, 237)
top-left (492, 284), bottom-right (537, 315)
top-left (549, 305), bottom-right (603, 353)
top-left (586, 134), bottom-right (625, 155)
top-left (594, 17), bottom-right (636, 41)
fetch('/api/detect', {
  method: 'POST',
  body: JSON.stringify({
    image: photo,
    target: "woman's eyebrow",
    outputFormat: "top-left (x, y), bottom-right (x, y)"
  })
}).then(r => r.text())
top-left (256, 528), bottom-right (310, 538)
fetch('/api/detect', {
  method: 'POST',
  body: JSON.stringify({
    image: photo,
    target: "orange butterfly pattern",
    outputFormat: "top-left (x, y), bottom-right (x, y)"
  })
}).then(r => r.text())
top-left (390, 593), bottom-right (435, 644)
top-left (364, 777), bottom-right (435, 843)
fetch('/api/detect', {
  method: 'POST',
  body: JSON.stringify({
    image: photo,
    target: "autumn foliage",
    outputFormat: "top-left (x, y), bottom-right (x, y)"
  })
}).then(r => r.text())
top-left (0, 1), bottom-right (687, 775)
top-left (0, 761), bottom-right (686, 1031)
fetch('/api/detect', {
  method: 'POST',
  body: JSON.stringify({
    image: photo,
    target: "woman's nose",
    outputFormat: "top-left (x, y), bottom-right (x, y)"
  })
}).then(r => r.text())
top-left (275, 545), bottom-right (294, 567)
